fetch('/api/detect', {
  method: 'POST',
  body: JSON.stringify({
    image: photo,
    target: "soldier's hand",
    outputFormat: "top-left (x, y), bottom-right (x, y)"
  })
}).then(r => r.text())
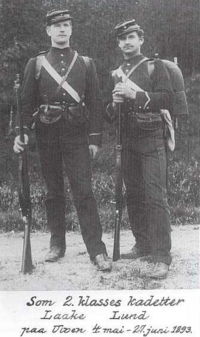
top-left (13, 134), bottom-right (29, 153)
top-left (113, 82), bottom-right (136, 100)
top-left (89, 145), bottom-right (99, 159)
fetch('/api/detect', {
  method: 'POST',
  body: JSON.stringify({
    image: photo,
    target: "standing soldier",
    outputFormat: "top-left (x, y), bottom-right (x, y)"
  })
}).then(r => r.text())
top-left (106, 19), bottom-right (173, 279)
top-left (13, 9), bottom-right (112, 271)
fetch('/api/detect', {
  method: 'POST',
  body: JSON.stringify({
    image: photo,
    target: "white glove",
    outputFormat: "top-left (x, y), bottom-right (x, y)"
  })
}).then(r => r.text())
top-left (13, 134), bottom-right (29, 153)
top-left (112, 82), bottom-right (136, 103)
top-left (89, 145), bottom-right (99, 159)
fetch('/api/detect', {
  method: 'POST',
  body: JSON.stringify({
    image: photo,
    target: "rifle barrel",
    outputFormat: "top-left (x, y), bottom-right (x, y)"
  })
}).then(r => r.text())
top-left (113, 103), bottom-right (123, 261)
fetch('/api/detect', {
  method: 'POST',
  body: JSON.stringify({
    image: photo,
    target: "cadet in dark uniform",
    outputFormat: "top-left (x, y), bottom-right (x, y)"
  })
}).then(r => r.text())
top-left (14, 9), bottom-right (112, 271)
top-left (106, 20), bottom-right (173, 279)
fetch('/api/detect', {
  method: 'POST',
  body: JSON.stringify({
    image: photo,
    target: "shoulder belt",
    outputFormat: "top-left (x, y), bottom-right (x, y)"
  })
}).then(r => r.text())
top-left (113, 58), bottom-right (154, 107)
top-left (113, 57), bottom-right (149, 80)
top-left (122, 57), bottom-right (150, 79)
top-left (56, 51), bottom-right (78, 94)
top-left (36, 51), bottom-right (81, 103)
top-left (113, 58), bottom-right (155, 90)
top-left (113, 58), bottom-right (149, 91)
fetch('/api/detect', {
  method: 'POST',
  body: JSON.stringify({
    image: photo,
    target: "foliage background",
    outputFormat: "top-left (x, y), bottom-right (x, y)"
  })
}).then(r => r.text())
top-left (0, 0), bottom-right (200, 231)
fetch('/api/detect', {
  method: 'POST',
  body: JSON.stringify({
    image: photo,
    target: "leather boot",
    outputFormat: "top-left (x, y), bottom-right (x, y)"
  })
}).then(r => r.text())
top-left (45, 246), bottom-right (65, 262)
top-left (121, 245), bottom-right (151, 260)
top-left (140, 262), bottom-right (169, 279)
top-left (45, 198), bottom-right (66, 262)
top-left (92, 253), bottom-right (112, 272)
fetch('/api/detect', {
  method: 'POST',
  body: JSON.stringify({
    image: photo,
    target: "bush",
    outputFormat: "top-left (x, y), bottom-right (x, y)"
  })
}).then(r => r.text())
top-left (0, 135), bottom-right (199, 232)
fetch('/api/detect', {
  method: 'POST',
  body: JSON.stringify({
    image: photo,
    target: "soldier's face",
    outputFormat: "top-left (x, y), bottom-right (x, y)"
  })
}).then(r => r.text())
top-left (118, 31), bottom-right (144, 56)
top-left (46, 20), bottom-right (72, 46)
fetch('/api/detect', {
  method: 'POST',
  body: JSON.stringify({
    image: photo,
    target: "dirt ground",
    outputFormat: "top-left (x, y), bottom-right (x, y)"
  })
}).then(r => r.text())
top-left (0, 225), bottom-right (199, 290)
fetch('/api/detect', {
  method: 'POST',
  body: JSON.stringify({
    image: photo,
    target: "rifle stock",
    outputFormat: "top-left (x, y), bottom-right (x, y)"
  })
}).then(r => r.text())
top-left (14, 74), bottom-right (33, 274)
top-left (113, 103), bottom-right (123, 261)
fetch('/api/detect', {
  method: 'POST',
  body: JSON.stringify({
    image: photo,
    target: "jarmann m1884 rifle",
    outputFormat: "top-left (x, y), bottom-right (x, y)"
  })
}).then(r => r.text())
top-left (113, 102), bottom-right (123, 262)
top-left (14, 74), bottom-right (33, 274)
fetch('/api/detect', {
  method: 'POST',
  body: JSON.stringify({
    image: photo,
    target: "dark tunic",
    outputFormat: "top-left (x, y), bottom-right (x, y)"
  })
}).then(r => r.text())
top-left (21, 47), bottom-right (103, 146)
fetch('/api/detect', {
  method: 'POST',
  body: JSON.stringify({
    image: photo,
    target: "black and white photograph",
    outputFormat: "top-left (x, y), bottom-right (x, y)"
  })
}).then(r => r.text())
top-left (0, 0), bottom-right (199, 335)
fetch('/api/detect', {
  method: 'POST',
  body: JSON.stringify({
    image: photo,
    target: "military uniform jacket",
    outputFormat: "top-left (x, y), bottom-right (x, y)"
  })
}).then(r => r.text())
top-left (107, 54), bottom-right (173, 118)
top-left (21, 47), bottom-right (103, 146)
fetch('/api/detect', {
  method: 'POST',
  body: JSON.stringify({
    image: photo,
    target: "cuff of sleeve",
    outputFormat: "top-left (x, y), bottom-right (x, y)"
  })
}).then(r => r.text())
top-left (89, 133), bottom-right (102, 147)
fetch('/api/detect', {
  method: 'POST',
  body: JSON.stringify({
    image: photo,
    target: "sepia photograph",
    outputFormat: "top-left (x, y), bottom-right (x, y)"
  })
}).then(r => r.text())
top-left (0, 0), bottom-right (199, 295)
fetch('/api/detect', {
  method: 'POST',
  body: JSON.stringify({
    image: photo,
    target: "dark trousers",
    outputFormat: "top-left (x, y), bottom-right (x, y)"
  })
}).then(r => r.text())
top-left (36, 122), bottom-right (106, 259)
top-left (122, 128), bottom-right (172, 265)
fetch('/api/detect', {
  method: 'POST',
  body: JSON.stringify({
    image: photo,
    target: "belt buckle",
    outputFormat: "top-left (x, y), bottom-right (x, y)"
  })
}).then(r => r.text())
top-left (39, 103), bottom-right (63, 124)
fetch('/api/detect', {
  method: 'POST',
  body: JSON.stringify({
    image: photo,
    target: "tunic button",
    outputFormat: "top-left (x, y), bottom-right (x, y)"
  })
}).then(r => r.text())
top-left (61, 54), bottom-right (64, 57)
top-left (61, 68), bottom-right (65, 71)
top-left (63, 93), bottom-right (66, 96)
top-left (61, 60), bottom-right (64, 64)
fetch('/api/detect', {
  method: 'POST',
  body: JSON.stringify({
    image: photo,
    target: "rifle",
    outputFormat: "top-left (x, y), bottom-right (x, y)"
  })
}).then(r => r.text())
top-left (113, 102), bottom-right (123, 261)
top-left (14, 74), bottom-right (34, 274)
top-left (7, 105), bottom-right (14, 137)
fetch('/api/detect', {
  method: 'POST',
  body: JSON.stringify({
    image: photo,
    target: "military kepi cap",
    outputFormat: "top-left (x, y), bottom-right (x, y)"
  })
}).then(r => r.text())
top-left (114, 19), bottom-right (144, 37)
top-left (46, 9), bottom-right (73, 26)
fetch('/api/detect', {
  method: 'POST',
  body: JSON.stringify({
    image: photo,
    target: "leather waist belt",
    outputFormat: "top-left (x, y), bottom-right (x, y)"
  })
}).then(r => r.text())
top-left (126, 111), bottom-right (163, 132)
top-left (36, 102), bottom-right (87, 125)
top-left (44, 102), bottom-right (78, 109)
top-left (133, 112), bottom-right (162, 122)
